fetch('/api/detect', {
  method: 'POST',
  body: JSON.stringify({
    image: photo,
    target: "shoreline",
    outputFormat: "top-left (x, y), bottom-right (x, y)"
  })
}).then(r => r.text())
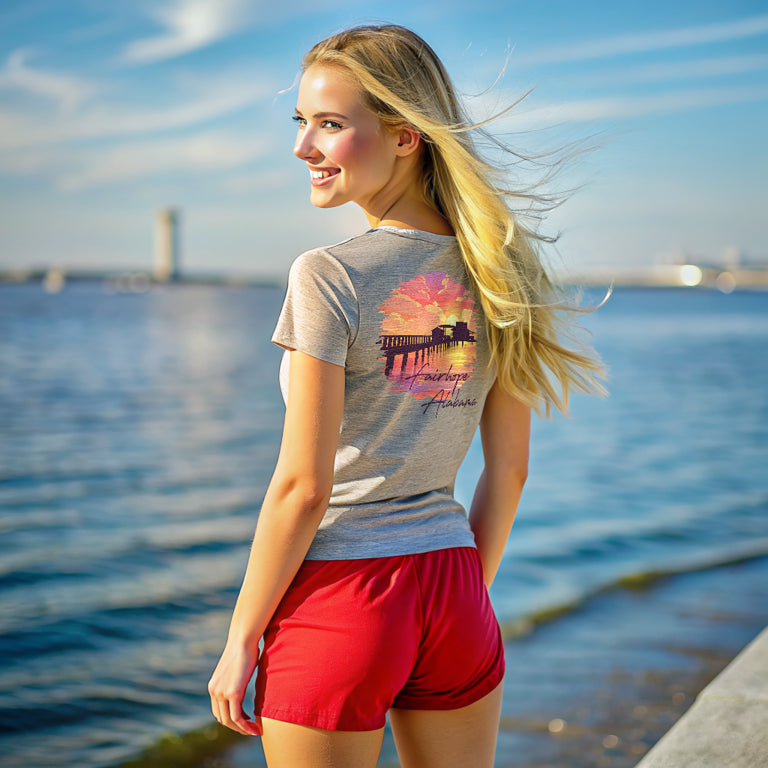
top-left (2, 269), bottom-right (768, 292)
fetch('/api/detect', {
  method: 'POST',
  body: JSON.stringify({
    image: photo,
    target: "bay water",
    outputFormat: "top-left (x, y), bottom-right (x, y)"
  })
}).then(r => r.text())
top-left (1, 281), bottom-right (766, 767)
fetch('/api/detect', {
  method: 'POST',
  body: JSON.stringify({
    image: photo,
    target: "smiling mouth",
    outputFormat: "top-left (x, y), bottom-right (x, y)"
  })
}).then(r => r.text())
top-left (310, 169), bottom-right (339, 180)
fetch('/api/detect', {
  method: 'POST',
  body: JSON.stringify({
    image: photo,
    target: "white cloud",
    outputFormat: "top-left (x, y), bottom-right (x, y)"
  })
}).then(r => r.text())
top-left (0, 48), bottom-right (97, 112)
top-left (498, 85), bottom-right (768, 129)
top-left (76, 80), bottom-right (268, 136)
top-left (572, 53), bottom-right (768, 86)
top-left (122, 0), bottom-right (256, 64)
top-left (0, 76), bottom-right (272, 151)
top-left (514, 13), bottom-right (768, 68)
top-left (55, 131), bottom-right (266, 190)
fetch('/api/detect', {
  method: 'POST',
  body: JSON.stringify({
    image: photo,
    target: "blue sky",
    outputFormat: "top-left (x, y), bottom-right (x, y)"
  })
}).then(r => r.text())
top-left (0, 0), bottom-right (766, 278)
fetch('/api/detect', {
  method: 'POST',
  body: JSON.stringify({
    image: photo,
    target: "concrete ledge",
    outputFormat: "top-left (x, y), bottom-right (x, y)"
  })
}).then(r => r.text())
top-left (635, 626), bottom-right (768, 767)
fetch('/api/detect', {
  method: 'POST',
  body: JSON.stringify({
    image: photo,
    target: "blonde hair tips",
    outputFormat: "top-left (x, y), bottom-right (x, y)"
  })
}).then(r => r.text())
top-left (303, 24), bottom-right (607, 416)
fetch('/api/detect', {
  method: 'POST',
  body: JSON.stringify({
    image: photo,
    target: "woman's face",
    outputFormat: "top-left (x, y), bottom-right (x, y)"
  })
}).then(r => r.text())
top-left (293, 64), bottom-right (402, 212)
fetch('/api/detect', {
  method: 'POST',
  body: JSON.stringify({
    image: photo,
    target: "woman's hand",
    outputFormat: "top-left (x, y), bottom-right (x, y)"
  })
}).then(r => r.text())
top-left (208, 642), bottom-right (263, 736)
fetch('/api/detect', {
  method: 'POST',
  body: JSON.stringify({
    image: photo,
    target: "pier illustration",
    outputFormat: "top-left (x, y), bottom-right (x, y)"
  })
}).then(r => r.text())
top-left (378, 320), bottom-right (476, 375)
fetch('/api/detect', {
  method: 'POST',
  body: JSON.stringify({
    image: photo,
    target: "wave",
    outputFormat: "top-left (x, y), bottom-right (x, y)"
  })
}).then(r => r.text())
top-left (114, 722), bottom-right (245, 768)
top-left (497, 545), bottom-right (768, 641)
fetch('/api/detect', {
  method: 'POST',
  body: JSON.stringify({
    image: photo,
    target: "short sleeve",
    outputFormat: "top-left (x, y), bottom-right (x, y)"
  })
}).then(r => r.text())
top-left (271, 249), bottom-right (359, 367)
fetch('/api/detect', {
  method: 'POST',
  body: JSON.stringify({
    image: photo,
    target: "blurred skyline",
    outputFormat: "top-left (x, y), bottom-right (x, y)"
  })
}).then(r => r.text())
top-left (0, 0), bottom-right (766, 279)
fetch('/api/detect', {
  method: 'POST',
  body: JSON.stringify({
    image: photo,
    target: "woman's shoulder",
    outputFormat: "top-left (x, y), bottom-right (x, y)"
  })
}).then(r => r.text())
top-left (291, 229), bottom-right (381, 270)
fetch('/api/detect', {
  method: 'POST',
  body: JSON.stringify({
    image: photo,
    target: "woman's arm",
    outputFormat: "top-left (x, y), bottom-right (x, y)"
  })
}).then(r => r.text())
top-left (208, 350), bottom-right (345, 736)
top-left (468, 380), bottom-right (531, 588)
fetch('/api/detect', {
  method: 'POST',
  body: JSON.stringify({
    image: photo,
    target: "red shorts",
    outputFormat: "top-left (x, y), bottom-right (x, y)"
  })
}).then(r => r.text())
top-left (253, 546), bottom-right (505, 731)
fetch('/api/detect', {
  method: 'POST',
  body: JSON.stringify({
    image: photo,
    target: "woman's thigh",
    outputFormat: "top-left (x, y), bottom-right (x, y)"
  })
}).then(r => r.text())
top-left (261, 718), bottom-right (385, 768)
top-left (389, 681), bottom-right (503, 768)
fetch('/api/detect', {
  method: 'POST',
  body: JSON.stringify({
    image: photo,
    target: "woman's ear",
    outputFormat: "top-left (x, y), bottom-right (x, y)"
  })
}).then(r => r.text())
top-left (394, 126), bottom-right (421, 156)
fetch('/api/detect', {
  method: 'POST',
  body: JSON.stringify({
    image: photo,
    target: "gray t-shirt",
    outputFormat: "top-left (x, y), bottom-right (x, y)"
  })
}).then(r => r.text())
top-left (272, 226), bottom-right (496, 559)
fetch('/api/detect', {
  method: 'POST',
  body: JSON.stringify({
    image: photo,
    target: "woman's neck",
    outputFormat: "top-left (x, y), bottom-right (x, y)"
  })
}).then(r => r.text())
top-left (363, 192), bottom-right (453, 236)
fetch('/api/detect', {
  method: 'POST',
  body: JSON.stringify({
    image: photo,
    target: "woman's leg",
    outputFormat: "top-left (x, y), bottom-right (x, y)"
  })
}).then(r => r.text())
top-left (261, 718), bottom-right (385, 768)
top-left (389, 682), bottom-right (503, 768)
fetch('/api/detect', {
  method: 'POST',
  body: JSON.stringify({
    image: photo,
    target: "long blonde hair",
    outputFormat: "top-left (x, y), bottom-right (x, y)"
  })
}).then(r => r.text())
top-left (303, 24), bottom-right (606, 415)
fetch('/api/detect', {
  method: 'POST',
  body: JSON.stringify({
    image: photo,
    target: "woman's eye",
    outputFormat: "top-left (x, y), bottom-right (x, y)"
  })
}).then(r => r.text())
top-left (291, 115), bottom-right (341, 130)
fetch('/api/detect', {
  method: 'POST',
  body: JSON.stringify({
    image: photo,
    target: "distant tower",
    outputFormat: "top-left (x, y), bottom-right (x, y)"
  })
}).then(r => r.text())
top-left (154, 207), bottom-right (180, 281)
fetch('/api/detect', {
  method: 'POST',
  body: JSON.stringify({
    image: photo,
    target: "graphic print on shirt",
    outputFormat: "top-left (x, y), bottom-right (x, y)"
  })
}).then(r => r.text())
top-left (377, 272), bottom-right (478, 416)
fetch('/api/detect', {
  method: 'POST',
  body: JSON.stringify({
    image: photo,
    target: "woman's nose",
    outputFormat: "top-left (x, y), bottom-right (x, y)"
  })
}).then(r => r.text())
top-left (294, 129), bottom-right (319, 161)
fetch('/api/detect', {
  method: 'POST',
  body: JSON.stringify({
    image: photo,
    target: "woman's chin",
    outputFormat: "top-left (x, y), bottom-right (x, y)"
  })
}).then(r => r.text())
top-left (309, 194), bottom-right (345, 210)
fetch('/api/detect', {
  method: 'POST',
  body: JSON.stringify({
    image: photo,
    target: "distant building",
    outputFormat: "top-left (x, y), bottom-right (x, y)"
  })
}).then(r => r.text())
top-left (154, 208), bottom-right (180, 281)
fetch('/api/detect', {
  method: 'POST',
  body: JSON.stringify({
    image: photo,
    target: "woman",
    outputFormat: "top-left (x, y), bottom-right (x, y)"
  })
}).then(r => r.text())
top-left (208, 24), bottom-right (604, 768)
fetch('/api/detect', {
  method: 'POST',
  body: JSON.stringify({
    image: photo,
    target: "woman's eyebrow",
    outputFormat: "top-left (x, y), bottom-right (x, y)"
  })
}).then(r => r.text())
top-left (294, 108), bottom-right (350, 120)
top-left (313, 111), bottom-right (349, 120)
